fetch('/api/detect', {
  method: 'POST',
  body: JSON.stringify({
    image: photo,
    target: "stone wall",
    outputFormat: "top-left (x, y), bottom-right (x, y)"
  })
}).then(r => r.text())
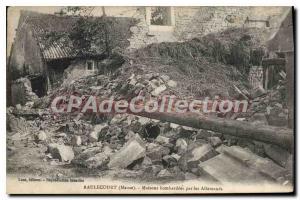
top-left (102, 6), bottom-right (289, 51)
top-left (9, 23), bottom-right (45, 79)
top-left (63, 59), bottom-right (98, 83)
top-left (11, 78), bottom-right (38, 105)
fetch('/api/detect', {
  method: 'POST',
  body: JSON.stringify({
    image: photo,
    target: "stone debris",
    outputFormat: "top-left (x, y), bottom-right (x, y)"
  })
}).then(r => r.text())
top-left (36, 131), bottom-right (47, 141)
top-left (146, 143), bottom-right (170, 163)
top-left (151, 85), bottom-right (167, 96)
top-left (155, 135), bottom-right (170, 145)
top-left (175, 138), bottom-right (188, 155)
top-left (84, 152), bottom-right (110, 169)
top-left (88, 131), bottom-right (100, 143)
top-left (6, 43), bottom-right (293, 185)
top-left (108, 134), bottom-right (146, 169)
top-left (47, 143), bottom-right (75, 162)
top-left (162, 154), bottom-right (179, 167)
top-left (167, 80), bottom-right (177, 88)
top-left (208, 136), bottom-right (222, 147)
top-left (71, 135), bottom-right (82, 146)
top-left (185, 143), bottom-right (218, 169)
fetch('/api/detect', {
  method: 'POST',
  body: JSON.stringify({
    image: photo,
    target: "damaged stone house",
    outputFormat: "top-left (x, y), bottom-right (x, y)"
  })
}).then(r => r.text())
top-left (7, 7), bottom-right (290, 105)
top-left (8, 10), bottom-right (133, 105)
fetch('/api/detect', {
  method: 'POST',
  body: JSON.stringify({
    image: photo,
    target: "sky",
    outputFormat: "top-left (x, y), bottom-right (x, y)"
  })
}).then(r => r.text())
top-left (7, 7), bottom-right (64, 55)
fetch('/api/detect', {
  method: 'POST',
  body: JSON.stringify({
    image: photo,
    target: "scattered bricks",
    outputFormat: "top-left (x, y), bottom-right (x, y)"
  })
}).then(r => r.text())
top-left (47, 143), bottom-right (74, 162)
top-left (108, 134), bottom-right (146, 169)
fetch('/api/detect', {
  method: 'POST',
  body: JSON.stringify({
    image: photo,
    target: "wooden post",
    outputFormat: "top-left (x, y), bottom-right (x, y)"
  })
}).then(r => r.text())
top-left (285, 51), bottom-right (294, 129)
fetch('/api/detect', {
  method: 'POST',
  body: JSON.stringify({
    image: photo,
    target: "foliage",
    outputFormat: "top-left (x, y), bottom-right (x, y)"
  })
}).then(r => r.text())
top-left (43, 7), bottom-right (137, 58)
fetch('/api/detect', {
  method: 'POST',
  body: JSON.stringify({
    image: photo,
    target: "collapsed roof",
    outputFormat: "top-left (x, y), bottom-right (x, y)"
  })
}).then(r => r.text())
top-left (17, 10), bottom-right (136, 61)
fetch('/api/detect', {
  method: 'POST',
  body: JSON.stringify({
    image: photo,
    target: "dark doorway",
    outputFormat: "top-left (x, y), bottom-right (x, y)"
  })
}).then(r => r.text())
top-left (29, 75), bottom-right (47, 97)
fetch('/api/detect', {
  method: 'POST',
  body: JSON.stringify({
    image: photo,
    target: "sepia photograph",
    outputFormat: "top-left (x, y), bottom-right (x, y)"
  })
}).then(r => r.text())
top-left (5, 4), bottom-right (295, 194)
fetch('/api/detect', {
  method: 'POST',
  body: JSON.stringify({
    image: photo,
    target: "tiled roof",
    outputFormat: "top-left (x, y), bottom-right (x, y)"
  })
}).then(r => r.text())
top-left (20, 11), bottom-right (81, 61)
top-left (19, 11), bottom-right (136, 61)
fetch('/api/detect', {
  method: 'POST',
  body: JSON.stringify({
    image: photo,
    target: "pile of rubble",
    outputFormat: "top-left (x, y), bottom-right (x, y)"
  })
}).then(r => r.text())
top-left (7, 99), bottom-right (293, 185)
top-left (7, 29), bottom-right (292, 186)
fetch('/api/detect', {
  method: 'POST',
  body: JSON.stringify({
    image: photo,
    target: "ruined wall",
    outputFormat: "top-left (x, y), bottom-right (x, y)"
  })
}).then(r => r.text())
top-left (11, 78), bottom-right (38, 105)
top-left (173, 7), bottom-right (247, 40)
top-left (102, 7), bottom-right (289, 50)
top-left (9, 23), bottom-right (45, 79)
top-left (63, 59), bottom-right (98, 83)
top-left (174, 7), bottom-right (287, 40)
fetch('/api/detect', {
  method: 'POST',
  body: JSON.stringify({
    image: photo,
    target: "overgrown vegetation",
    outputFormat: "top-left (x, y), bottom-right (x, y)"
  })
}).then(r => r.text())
top-left (119, 28), bottom-right (267, 98)
top-left (43, 7), bottom-right (137, 57)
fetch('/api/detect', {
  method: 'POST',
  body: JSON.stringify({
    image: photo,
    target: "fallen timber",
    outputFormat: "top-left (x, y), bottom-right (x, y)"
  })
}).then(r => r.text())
top-left (135, 111), bottom-right (294, 152)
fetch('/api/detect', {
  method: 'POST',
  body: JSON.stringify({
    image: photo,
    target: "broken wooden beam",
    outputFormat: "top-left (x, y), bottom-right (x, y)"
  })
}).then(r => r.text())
top-left (136, 111), bottom-right (294, 151)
